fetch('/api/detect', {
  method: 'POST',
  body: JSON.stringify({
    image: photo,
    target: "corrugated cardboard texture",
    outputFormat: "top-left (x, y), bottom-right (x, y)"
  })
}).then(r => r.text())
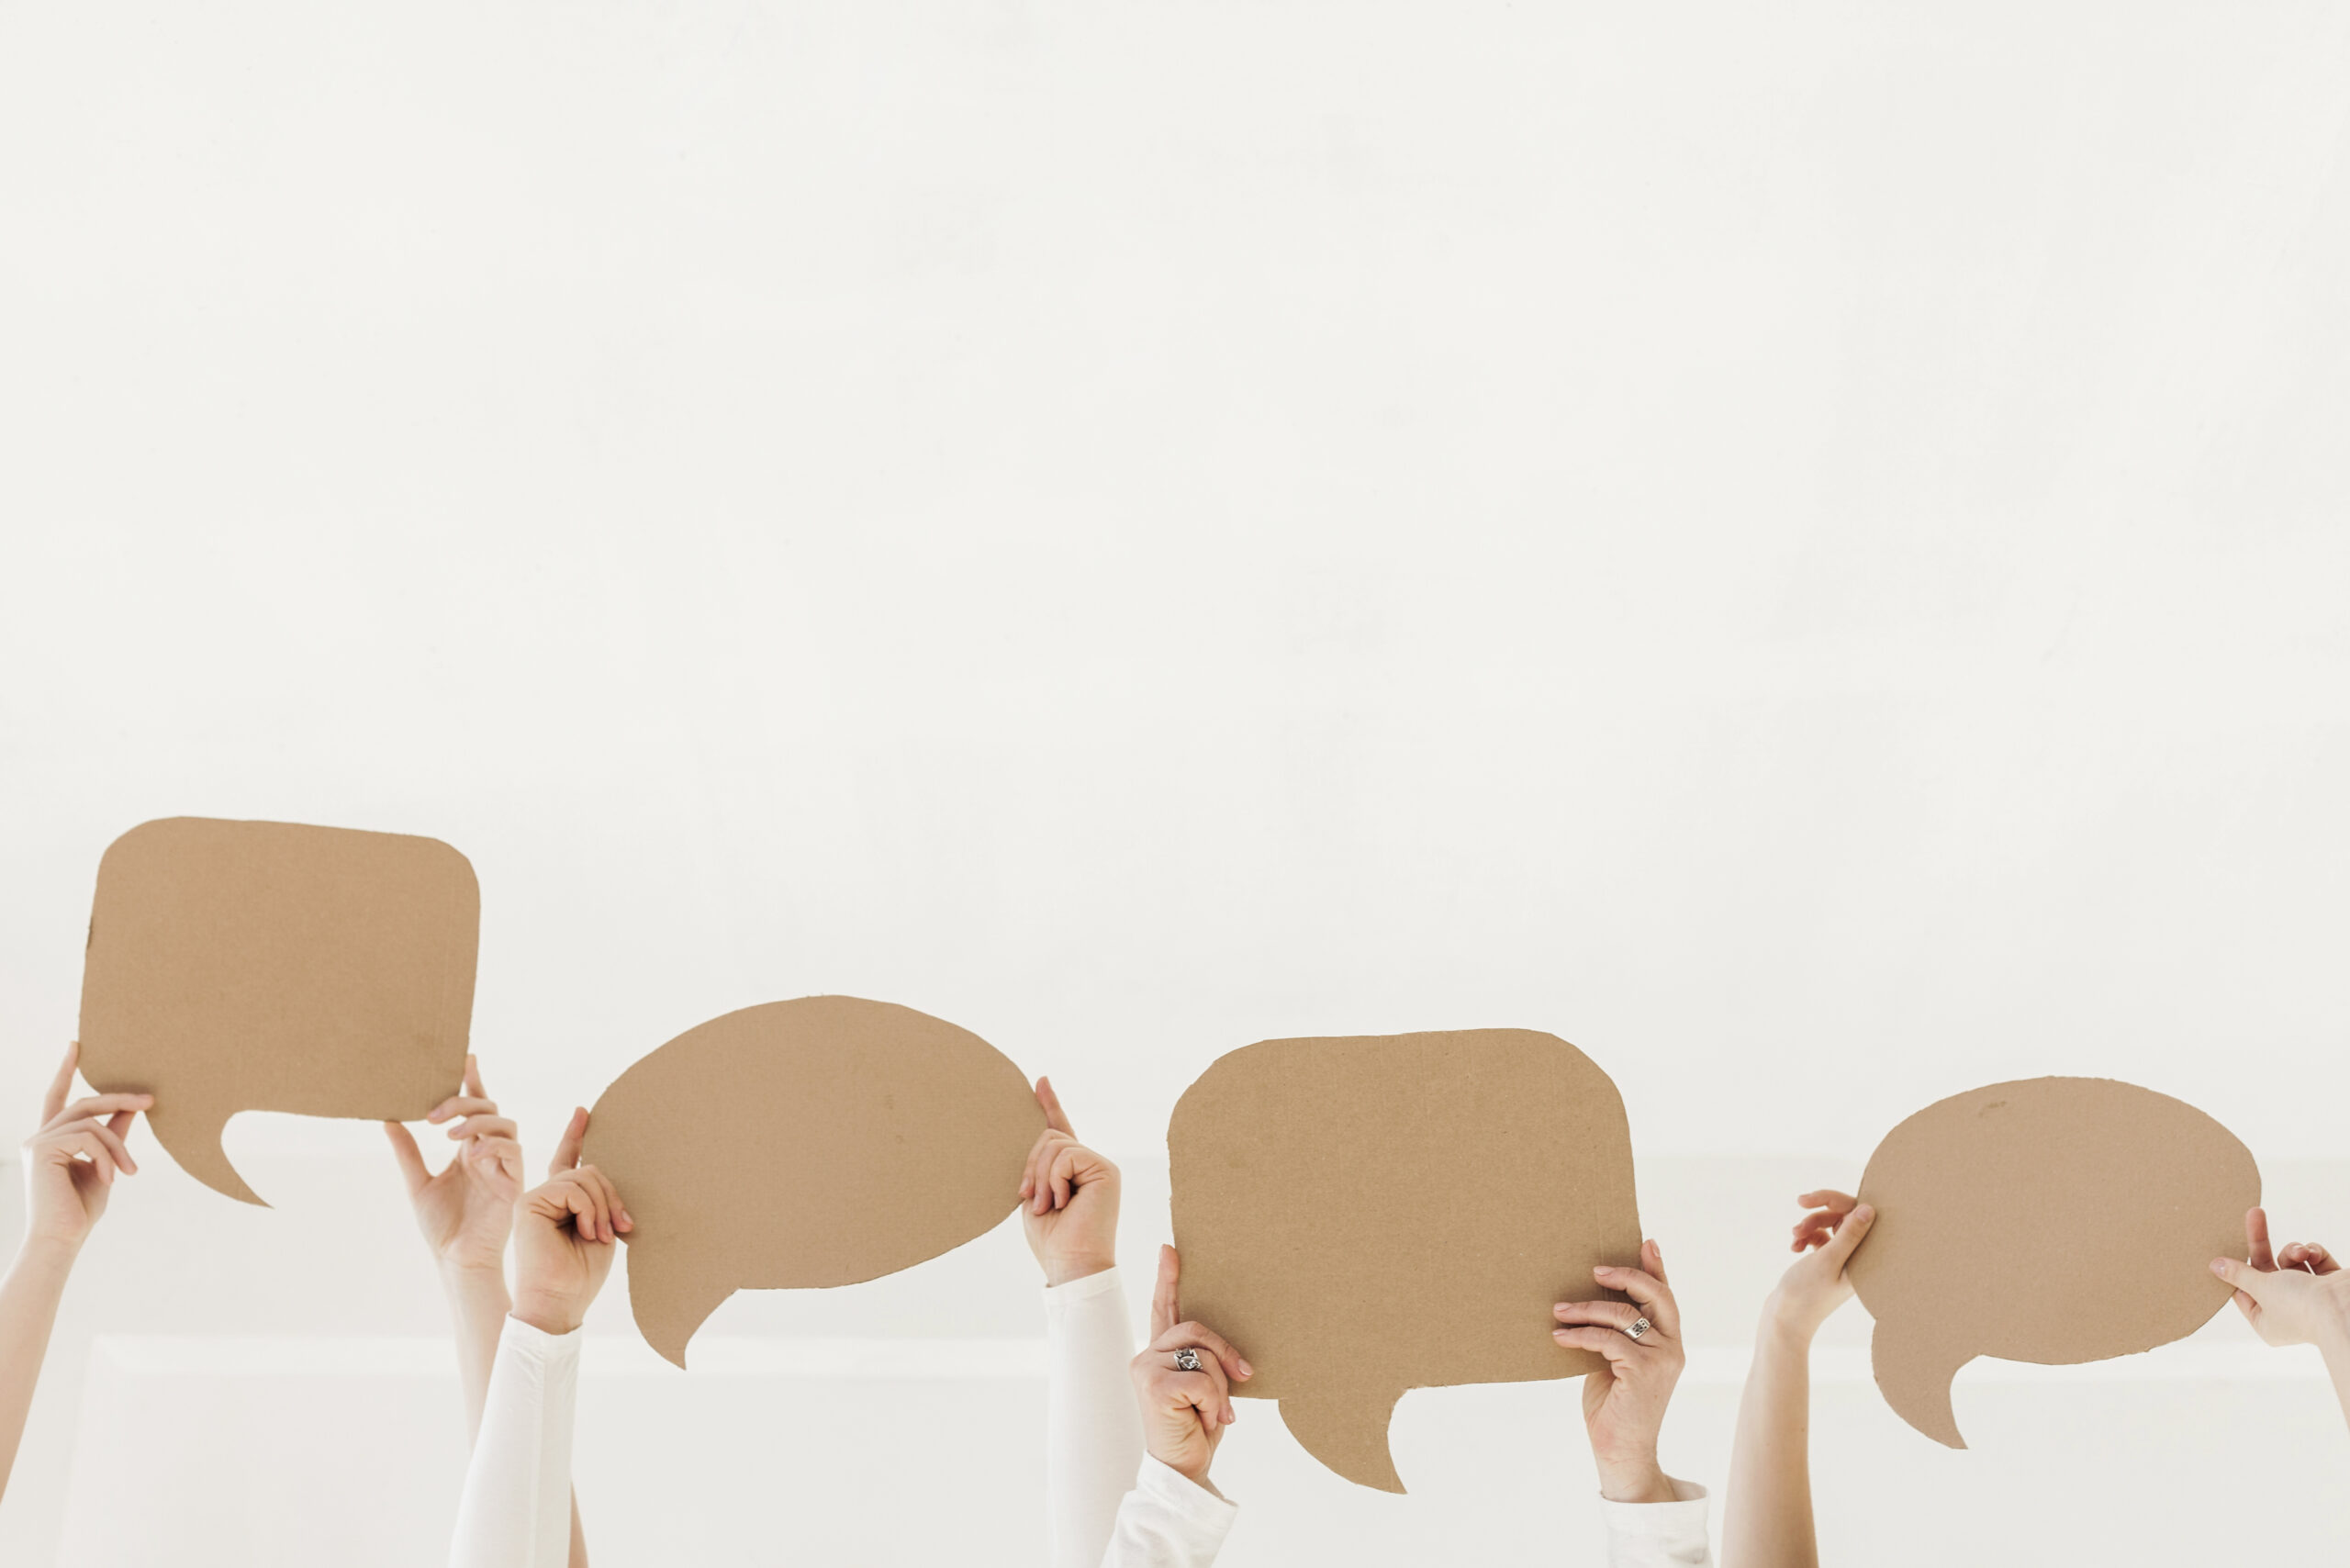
top-left (1169, 1029), bottom-right (1642, 1493)
top-left (583, 996), bottom-right (1046, 1367)
top-left (1850, 1076), bottom-right (2260, 1449)
top-left (77, 817), bottom-right (479, 1207)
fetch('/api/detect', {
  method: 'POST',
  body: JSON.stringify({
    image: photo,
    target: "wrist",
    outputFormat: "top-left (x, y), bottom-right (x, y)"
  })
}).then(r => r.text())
top-left (1044, 1254), bottom-right (1116, 1288)
top-left (6, 1233), bottom-right (82, 1285)
top-left (1758, 1300), bottom-right (1822, 1353)
top-left (510, 1293), bottom-right (583, 1337)
top-left (1593, 1452), bottom-right (1674, 1505)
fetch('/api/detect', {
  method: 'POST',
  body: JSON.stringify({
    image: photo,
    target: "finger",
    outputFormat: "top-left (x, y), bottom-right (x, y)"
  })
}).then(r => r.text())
top-left (2213, 1255), bottom-right (2272, 1303)
top-left (583, 1164), bottom-right (632, 1235)
top-left (106, 1107), bottom-right (138, 1147)
top-left (464, 1054), bottom-right (487, 1100)
top-left (1035, 1076), bottom-right (1076, 1138)
top-left (1552, 1324), bottom-right (1636, 1367)
top-left (1158, 1345), bottom-right (1234, 1423)
top-left (427, 1096), bottom-right (498, 1126)
top-left (41, 1045), bottom-right (77, 1125)
top-left (558, 1172), bottom-right (612, 1243)
top-left (1594, 1262), bottom-right (1679, 1338)
top-left (1048, 1143), bottom-right (1079, 1212)
top-left (386, 1114), bottom-right (429, 1188)
top-left (1027, 1132), bottom-right (1069, 1216)
top-left (1552, 1299), bottom-right (1646, 1334)
top-left (549, 1107), bottom-right (588, 1177)
top-left (52, 1128), bottom-right (118, 1184)
top-left (2309, 1244), bottom-right (2341, 1277)
top-left (1158, 1370), bottom-right (1224, 1432)
top-left (41, 1093), bottom-right (154, 1137)
top-left (1644, 1237), bottom-right (1669, 1286)
top-left (77, 1117), bottom-right (138, 1175)
top-left (2246, 1207), bottom-right (2277, 1272)
top-left (1019, 1128), bottom-right (1048, 1203)
top-left (1796, 1190), bottom-right (1858, 1216)
top-left (1153, 1320), bottom-right (1252, 1383)
top-left (447, 1115), bottom-right (520, 1144)
top-left (1150, 1245), bottom-right (1181, 1342)
top-left (1818, 1203), bottom-right (1875, 1268)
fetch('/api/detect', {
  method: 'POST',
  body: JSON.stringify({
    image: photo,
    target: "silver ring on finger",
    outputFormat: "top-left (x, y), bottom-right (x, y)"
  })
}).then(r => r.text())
top-left (1173, 1347), bottom-right (1203, 1372)
top-left (1623, 1316), bottom-right (1652, 1341)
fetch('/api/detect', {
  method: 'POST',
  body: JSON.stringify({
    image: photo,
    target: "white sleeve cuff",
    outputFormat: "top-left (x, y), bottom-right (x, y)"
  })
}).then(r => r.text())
top-left (498, 1314), bottom-right (584, 1364)
top-left (1598, 1477), bottom-right (1712, 1567)
top-left (1042, 1263), bottom-right (1127, 1308)
top-left (1136, 1454), bottom-right (1239, 1529)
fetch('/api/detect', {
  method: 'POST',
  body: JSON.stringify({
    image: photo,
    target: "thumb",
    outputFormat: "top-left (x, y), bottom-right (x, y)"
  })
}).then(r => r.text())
top-left (549, 1107), bottom-right (588, 1178)
top-left (1823, 1202), bottom-right (1876, 1268)
top-left (2212, 1255), bottom-right (2271, 1305)
top-left (383, 1122), bottom-right (431, 1194)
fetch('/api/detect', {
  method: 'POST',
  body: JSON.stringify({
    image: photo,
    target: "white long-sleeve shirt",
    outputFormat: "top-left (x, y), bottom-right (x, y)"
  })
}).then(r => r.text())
top-left (449, 1316), bottom-right (579, 1568)
top-left (1045, 1267), bottom-right (1147, 1567)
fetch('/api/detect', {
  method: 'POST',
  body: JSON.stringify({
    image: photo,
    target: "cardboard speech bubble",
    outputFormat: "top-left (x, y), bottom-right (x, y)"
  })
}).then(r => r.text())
top-left (1850, 1076), bottom-right (2260, 1448)
top-left (77, 817), bottom-right (479, 1206)
top-left (582, 996), bottom-right (1046, 1367)
top-left (1169, 1028), bottom-right (1642, 1493)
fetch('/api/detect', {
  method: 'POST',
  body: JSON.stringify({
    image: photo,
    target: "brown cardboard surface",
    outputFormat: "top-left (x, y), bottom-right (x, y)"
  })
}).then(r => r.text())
top-left (1168, 1028), bottom-right (1642, 1493)
top-left (1850, 1076), bottom-right (2260, 1449)
top-left (77, 817), bottom-right (479, 1206)
top-left (582, 995), bottom-right (1046, 1367)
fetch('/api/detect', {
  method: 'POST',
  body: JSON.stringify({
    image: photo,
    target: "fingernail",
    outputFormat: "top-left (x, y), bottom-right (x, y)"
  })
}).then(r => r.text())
top-left (1237, 1360), bottom-right (1254, 1379)
top-left (2210, 1259), bottom-right (2228, 1277)
top-left (1593, 1265), bottom-right (1611, 1277)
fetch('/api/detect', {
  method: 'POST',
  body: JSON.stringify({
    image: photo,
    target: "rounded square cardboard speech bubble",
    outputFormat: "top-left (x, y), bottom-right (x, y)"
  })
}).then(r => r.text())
top-left (1169, 1028), bottom-right (1642, 1493)
top-left (77, 817), bottom-right (479, 1206)
top-left (582, 995), bottom-right (1047, 1367)
top-left (1851, 1076), bottom-right (2260, 1448)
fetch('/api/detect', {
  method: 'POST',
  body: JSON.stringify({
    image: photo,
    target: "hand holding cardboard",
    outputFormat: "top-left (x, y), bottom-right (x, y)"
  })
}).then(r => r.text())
top-left (1850, 1076), bottom-right (2260, 1448)
top-left (1168, 1028), bottom-right (1643, 1493)
top-left (582, 996), bottom-right (1045, 1366)
top-left (77, 818), bottom-right (479, 1206)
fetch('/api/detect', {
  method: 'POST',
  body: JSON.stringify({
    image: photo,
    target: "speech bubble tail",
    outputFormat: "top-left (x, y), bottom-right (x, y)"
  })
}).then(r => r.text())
top-left (148, 1103), bottom-right (267, 1207)
top-left (1277, 1386), bottom-right (1409, 1493)
top-left (1872, 1323), bottom-right (1972, 1449)
top-left (630, 1250), bottom-right (733, 1369)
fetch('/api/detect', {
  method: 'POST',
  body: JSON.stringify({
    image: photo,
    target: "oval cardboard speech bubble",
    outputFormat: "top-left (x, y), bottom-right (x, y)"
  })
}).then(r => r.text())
top-left (582, 996), bottom-right (1046, 1367)
top-left (77, 817), bottom-right (479, 1206)
top-left (1850, 1076), bottom-right (2260, 1449)
top-left (1169, 1028), bottom-right (1642, 1493)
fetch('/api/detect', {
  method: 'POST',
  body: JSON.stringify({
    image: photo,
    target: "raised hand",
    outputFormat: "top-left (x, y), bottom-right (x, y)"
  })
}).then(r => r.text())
top-left (509, 1108), bottom-right (632, 1338)
top-left (1018, 1077), bottom-right (1121, 1287)
top-left (2213, 1206), bottom-right (2350, 1351)
top-left (21, 1044), bottom-right (150, 1254)
top-left (1553, 1238), bottom-right (1686, 1504)
top-left (1129, 1245), bottom-right (1253, 1487)
top-left (386, 1055), bottom-right (525, 1275)
top-left (1767, 1189), bottom-right (1876, 1341)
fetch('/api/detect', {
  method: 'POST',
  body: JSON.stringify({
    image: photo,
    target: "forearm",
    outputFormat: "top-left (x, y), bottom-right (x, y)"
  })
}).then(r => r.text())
top-left (450, 1316), bottom-right (581, 1568)
top-left (441, 1262), bottom-right (512, 1440)
top-left (0, 1239), bottom-right (76, 1497)
top-left (1721, 1320), bottom-right (1818, 1568)
top-left (1046, 1266), bottom-right (1142, 1568)
top-left (2320, 1332), bottom-right (2350, 1438)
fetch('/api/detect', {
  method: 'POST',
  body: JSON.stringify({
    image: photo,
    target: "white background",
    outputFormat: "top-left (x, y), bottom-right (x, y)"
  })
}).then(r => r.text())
top-left (4, 1), bottom-right (2350, 1562)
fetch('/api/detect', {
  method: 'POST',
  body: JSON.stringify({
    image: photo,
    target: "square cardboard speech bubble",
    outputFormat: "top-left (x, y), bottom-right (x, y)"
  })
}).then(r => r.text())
top-left (77, 817), bottom-right (478, 1205)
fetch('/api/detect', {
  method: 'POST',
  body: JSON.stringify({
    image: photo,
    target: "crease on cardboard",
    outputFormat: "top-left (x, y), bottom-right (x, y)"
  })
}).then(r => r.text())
top-left (1169, 1028), bottom-right (1642, 1493)
top-left (583, 995), bottom-right (1045, 1367)
top-left (1849, 1076), bottom-right (2260, 1449)
top-left (76, 817), bottom-right (478, 1206)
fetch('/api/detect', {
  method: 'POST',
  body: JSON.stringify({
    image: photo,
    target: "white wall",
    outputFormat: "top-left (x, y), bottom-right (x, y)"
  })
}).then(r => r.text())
top-left (4, 1), bottom-right (2350, 1562)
